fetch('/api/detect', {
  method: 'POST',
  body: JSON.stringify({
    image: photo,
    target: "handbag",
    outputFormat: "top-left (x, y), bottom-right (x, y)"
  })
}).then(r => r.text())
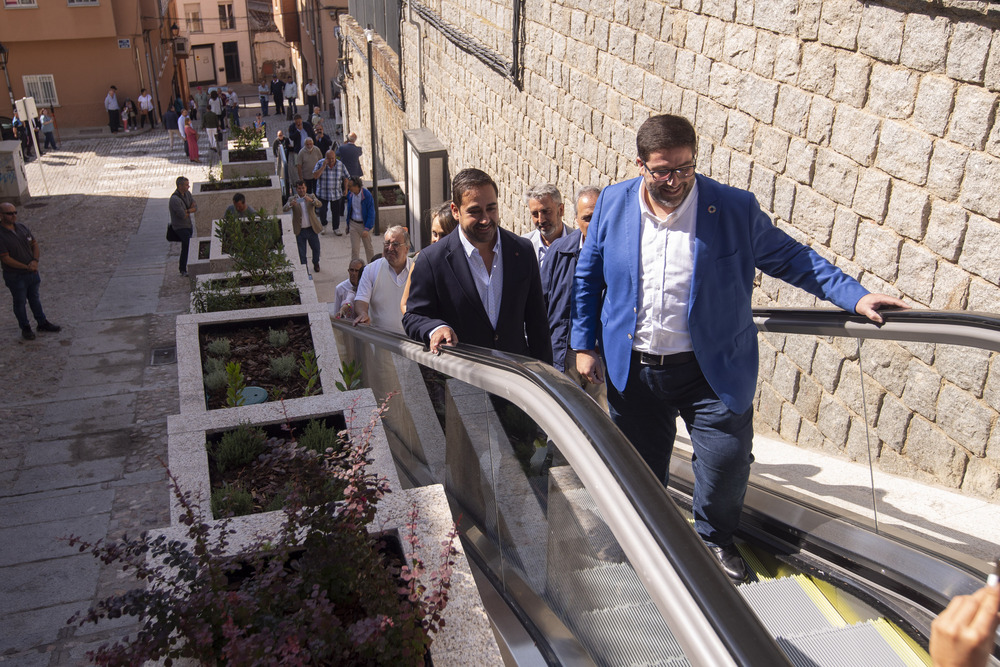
top-left (166, 223), bottom-right (181, 242)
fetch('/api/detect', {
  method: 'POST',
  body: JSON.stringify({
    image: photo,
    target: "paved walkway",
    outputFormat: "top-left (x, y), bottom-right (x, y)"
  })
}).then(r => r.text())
top-left (0, 95), bottom-right (363, 666)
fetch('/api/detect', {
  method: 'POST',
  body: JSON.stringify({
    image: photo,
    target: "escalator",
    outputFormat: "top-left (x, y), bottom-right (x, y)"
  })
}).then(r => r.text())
top-left (330, 309), bottom-right (1000, 666)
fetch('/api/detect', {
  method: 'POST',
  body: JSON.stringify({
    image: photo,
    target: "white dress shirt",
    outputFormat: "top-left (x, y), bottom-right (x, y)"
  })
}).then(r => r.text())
top-left (522, 226), bottom-right (566, 267)
top-left (634, 179), bottom-right (699, 354)
top-left (333, 279), bottom-right (357, 312)
top-left (458, 227), bottom-right (503, 328)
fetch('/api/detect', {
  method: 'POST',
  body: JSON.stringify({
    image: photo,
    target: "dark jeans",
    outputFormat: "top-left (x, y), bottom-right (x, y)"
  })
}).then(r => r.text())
top-left (318, 197), bottom-right (342, 230)
top-left (107, 109), bottom-right (120, 133)
top-left (3, 271), bottom-right (46, 330)
top-left (296, 227), bottom-right (320, 268)
top-left (304, 178), bottom-right (316, 194)
top-left (606, 352), bottom-right (754, 548)
top-left (306, 95), bottom-right (319, 112)
top-left (43, 132), bottom-right (57, 150)
top-left (273, 95), bottom-right (283, 114)
top-left (286, 97), bottom-right (297, 114)
top-left (175, 227), bottom-right (193, 273)
top-left (260, 96), bottom-right (269, 116)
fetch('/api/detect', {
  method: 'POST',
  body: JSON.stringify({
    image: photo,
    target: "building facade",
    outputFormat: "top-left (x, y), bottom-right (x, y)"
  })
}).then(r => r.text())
top-left (272, 0), bottom-right (348, 118)
top-left (181, 0), bottom-right (255, 86)
top-left (0, 0), bottom-right (179, 129)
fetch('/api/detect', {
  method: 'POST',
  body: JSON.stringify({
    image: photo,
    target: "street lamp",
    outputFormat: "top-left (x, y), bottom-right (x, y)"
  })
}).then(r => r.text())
top-left (0, 43), bottom-right (14, 116)
top-left (170, 22), bottom-right (180, 39)
top-left (364, 27), bottom-right (380, 236)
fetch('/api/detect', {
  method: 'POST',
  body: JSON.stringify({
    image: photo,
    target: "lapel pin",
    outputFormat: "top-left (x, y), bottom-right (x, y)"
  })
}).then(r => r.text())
top-left (707, 205), bottom-right (716, 214)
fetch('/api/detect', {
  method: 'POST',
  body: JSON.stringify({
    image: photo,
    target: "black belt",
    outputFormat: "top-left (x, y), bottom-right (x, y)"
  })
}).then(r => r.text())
top-left (635, 350), bottom-right (696, 367)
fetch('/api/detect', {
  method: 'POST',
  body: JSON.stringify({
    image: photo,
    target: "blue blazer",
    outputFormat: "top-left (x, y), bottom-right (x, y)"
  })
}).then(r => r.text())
top-left (541, 228), bottom-right (583, 372)
top-left (571, 175), bottom-right (869, 414)
top-left (403, 227), bottom-right (553, 363)
top-left (345, 188), bottom-right (375, 231)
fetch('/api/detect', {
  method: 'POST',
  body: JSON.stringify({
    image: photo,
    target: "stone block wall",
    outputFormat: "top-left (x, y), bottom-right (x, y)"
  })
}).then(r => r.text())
top-left (343, 0), bottom-right (1000, 500)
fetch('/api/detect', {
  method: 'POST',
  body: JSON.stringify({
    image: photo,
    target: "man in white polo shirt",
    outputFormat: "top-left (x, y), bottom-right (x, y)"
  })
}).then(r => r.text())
top-left (351, 226), bottom-right (412, 333)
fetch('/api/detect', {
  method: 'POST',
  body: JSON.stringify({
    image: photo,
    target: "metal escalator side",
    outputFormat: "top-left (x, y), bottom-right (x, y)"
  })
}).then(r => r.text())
top-left (331, 318), bottom-right (791, 667)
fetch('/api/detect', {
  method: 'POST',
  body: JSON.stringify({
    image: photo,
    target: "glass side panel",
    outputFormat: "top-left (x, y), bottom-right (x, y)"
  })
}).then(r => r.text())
top-left (335, 334), bottom-right (691, 665)
top-left (751, 331), bottom-right (879, 529)
top-left (857, 339), bottom-right (1000, 565)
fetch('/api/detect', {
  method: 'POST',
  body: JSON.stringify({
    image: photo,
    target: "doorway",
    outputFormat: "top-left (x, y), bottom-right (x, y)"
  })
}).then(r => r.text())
top-left (222, 42), bottom-right (241, 83)
top-left (191, 45), bottom-right (216, 85)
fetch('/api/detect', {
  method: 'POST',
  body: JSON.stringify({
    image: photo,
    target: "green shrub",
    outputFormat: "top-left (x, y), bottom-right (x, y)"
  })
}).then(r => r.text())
top-left (205, 338), bottom-right (231, 358)
top-left (225, 361), bottom-right (246, 408)
top-left (203, 356), bottom-right (226, 375)
top-left (297, 419), bottom-right (341, 454)
top-left (211, 483), bottom-right (254, 517)
top-left (268, 328), bottom-right (290, 347)
top-left (203, 369), bottom-right (228, 392)
top-left (269, 354), bottom-right (297, 379)
top-left (212, 423), bottom-right (265, 473)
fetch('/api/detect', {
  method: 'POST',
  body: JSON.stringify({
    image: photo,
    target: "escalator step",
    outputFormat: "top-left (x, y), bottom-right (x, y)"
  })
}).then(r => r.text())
top-left (549, 561), bottom-right (651, 612)
top-left (740, 576), bottom-right (845, 637)
top-left (777, 622), bottom-right (910, 667)
top-left (576, 601), bottom-right (686, 666)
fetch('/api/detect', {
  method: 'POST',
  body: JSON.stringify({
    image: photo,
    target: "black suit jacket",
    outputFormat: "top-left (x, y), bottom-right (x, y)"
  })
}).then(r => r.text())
top-left (286, 121), bottom-right (315, 153)
top-left (403, 228), bottom-right (553, 363)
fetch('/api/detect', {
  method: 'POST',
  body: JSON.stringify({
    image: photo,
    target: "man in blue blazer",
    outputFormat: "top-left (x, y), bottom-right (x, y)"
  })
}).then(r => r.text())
top-left (571, 114), bottom-right (906, 581)
top-left (403, 168), bottom-right (552, 363)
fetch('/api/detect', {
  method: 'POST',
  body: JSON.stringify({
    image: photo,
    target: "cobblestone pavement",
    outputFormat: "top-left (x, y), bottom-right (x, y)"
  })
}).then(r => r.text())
top-left (0, 127), bottom-right (205, 666)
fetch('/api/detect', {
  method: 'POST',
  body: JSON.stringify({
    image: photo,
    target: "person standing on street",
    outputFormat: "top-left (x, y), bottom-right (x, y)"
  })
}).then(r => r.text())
top-left (257, 81), bottom-right (270, 117)
top-left (138, 88), bottom-right (156, 129)
top-left (39, 109), bottom-right (57, 152)
top-left (0, 202), bottom-right (61, 340)
top-left (270, 75), bottom-right (284, 116)
top-left (284, 180), bottom-right (323, 272)
top-left (304, 78), bottom-right (319, 113)
top-left (284, 77), bottom-right (298, 116)
top-left (168, 176), bottom-right (197, 277)
top-left (104, 85), bottom-right (120, 133)
top-left (336, 132), bottom-right (364, 178)
top-left (312, 149), bottom-right (349, 235)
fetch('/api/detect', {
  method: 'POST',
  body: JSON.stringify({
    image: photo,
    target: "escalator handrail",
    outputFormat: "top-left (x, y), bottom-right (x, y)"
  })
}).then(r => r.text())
top-left (331, 319), bottom-right (792, 667)
top-left (754, 307), bottom-right (1000, 351)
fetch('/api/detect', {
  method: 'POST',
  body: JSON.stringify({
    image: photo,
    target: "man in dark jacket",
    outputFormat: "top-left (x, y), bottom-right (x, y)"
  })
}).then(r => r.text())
top-left (541, 186), bottom-right (606, 409)
top-left (403, 168), bottom-right (551, 363)
top-left (286, 114), bottom-right (315, 153)
top-left (270, 76), bottom-right (284, 115)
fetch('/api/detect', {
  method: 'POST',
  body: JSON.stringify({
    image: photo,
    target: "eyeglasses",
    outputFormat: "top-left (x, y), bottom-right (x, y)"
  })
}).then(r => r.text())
top-left (383, 241), bottom-right (405, 249)
top-left (1, 211), bottom-right (17, 216)
top-left (640, 161), bottom-right (697, 182)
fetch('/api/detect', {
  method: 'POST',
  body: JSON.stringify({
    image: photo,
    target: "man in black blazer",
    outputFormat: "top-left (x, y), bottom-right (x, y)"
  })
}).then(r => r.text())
top-left (403, 168), bottom-right (552, 363)
top-left (286, 114), bottom-right (315, 153)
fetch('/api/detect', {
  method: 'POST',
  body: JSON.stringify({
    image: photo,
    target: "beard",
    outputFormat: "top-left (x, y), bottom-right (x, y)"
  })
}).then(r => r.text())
top-left (648, 179), bottom-right (693, 211)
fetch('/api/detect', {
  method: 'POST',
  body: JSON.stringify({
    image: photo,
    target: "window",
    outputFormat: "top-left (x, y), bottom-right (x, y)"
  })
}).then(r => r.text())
top-left (67, 0), bottom-right (99, 5)
top-left (185, 3), bottom-right (203, 32)
top-left (22, 75), bottom-right (58, 107)
top-left (218, 2), bottom-right (235, 30)
top-left (3, 0), bottom-right (38, 7)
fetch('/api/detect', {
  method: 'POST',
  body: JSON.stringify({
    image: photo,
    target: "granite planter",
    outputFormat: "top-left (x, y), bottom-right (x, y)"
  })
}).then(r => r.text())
top-left (191, 175), bottom-right (282, 236)
top-left (364, 179), bottom-right (406, 230)
top-left (189, 265), bottom-right (316, 314)
top-left (175, 304), bottom-right (340, 414)
top-left (221, 145), bottom-right (275, 179)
